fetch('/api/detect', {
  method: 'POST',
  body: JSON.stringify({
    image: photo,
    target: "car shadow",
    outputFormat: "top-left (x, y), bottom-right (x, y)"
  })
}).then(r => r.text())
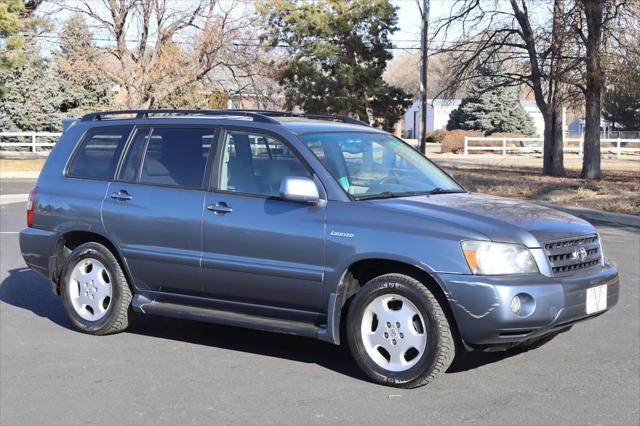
top-left (1, 267), bottom-right (529, 380)
top-left (447, 348), bottom-right (526, 373)
top-left (0, 267), bottom-right (71, 328)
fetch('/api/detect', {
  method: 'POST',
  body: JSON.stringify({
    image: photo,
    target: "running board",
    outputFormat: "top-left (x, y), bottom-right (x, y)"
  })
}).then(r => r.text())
top-left (132, 294), bottom-right (321, 339)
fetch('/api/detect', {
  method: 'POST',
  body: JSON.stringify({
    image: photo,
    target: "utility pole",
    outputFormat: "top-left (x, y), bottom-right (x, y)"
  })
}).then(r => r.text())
top-left (419, 0), bottom-right (430, 154)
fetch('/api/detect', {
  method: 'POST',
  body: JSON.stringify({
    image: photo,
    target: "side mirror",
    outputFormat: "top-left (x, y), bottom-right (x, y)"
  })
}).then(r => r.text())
top-left (280, 176), bottom-right (321, 204)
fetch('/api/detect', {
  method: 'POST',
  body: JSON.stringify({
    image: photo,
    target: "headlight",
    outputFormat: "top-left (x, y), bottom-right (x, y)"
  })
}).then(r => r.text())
top-left (461, 241), bottom-right (538, 275)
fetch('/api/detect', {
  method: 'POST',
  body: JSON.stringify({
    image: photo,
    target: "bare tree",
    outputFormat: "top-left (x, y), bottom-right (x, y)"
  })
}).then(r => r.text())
top-left (572, 0), bottom-right (635, 179)
top-left (610, 8), bottom-right (640, 96)
top-left (432, 0), bottom-right (586, 176)
top-left (383, 50), bottom-right (462, 100)
top-left (383, 51), bottom-right (421, 98)
top-left (51, 0), bottom-right (269, 109)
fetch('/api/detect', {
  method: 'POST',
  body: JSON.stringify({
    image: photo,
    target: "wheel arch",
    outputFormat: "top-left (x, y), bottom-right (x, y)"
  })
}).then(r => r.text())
top-left (326, 258), bottom-right (461, 347)
top-left (51, 230), bottom-right (132, 295)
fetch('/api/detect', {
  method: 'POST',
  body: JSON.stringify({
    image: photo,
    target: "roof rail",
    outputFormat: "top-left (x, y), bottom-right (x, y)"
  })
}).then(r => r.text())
top-left (226, 109), bottom-right (370, 127)
top-left (79, 109), bottom-right (281, 124)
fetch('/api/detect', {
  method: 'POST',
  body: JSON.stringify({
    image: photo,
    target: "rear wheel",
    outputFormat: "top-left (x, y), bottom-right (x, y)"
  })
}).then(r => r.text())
top-left (346, 273), bottom-right (455, 388)
top-left (60, 242), bottom-right (132, 335)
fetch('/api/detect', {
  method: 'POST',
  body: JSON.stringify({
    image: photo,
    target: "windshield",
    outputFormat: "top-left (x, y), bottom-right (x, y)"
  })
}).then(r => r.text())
top-left (299, 132), bottom-right (464, 200)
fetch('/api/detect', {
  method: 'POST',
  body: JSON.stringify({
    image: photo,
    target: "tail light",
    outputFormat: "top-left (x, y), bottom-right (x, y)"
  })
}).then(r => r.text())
top-left (27, 186), bottom-right (38, 227)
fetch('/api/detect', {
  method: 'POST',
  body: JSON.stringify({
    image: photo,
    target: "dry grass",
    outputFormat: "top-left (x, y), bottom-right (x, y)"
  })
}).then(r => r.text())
top-left (0, 159), bottom-right (45, 172)
top-left (449, 165), bottom-right (640, 215)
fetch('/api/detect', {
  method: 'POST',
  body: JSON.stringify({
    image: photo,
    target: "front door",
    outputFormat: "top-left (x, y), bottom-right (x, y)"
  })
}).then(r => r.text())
top-left (102, 126), bottom-right (216, 296)
top-left (202, 129), bottom-right (326, 312)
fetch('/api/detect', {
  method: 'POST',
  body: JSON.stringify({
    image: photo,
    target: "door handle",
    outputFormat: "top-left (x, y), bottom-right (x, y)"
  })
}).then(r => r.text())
top-left (111, 190), bottom-right (132, 201)
top-left (207, 202), bottom-right (233, 215)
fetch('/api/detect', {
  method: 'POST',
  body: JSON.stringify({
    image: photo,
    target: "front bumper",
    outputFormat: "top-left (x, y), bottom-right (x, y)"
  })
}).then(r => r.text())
top-left (437, 262), bottom-right (619, 346)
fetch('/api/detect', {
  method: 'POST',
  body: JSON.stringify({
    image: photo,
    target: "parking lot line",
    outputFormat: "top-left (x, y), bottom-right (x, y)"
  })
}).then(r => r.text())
top-left (0, 193), bottom-right (28, 205)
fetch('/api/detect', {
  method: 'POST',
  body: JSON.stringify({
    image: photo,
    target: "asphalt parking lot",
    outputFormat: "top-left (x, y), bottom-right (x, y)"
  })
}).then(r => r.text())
top-left (1, 178), bottom-right (639, 425)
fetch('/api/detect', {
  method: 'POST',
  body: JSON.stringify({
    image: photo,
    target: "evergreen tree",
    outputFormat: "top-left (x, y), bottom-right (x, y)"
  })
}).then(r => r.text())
top-left (260, 0), bottom-right (411, 129)
top-left (0, 0), bottom-right (28, 98)
top-left (52, 14), bottom-right (113, 114)
top-left (603, 86), bottom-right (640, 131)
top-left (447, 63), bottom-right (536, 135)
top-left (0, 55), bottom-right (68, 131)
top-left (0, 15), bottom-right (114, 132)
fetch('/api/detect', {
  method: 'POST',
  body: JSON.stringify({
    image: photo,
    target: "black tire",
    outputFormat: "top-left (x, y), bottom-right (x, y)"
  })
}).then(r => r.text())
top-left (60, 242), bottom-right (132, 335)
top-left (346, 273), bottom-right (455, 388)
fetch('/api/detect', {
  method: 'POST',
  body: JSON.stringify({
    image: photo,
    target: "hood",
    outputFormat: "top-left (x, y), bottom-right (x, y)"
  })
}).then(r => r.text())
top-left (370, 192), bottom-right (595, 247)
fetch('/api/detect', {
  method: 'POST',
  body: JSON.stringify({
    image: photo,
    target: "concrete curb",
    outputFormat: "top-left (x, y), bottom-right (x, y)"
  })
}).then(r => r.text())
top-left (536, 201), bottom-right (640, 227)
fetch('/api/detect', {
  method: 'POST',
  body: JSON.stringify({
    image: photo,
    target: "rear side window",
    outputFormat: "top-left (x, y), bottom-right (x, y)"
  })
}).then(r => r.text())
top-left (68, 127), bottom-right (132, 180)
top-left (119, 127), bottom-right (214, 189)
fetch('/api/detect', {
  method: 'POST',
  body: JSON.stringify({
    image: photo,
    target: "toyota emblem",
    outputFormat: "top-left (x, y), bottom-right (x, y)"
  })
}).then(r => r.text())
top-left (573, 244), bottom-right (588, 262)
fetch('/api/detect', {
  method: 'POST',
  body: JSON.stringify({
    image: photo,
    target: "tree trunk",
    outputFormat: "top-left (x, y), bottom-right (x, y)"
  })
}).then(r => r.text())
top-left (542, 108), bottom-right (565, 176)
top-left (510, 0), bottom-right (565, 177)
top-left (581, 0), bottom-right (604, 179)
top-left (583, 87), bottom-right (602, 178)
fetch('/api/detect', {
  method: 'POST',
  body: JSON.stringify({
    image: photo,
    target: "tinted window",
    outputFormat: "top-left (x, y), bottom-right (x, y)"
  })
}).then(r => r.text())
top-left (119, 128), bottom-right (151, 182)
top-left (138, 128), bottom-right (213, 189)
top-left (219, 131), bottom-right (311, 197)
top-left (68, 127), bottom-right (132, 180)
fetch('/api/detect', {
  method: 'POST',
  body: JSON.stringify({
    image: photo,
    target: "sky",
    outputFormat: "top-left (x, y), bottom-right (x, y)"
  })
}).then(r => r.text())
top-left (390, 0), bottom-right (451, 51)
top-left (36, 0), bottom-right (455, 56)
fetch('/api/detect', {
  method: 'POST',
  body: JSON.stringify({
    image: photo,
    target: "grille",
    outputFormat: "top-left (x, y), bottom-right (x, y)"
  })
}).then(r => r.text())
top-left (544, 234), bottom-right (602, 275)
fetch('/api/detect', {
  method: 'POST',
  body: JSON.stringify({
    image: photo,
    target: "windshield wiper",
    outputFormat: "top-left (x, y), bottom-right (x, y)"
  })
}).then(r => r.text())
top-left (426, 187), bottom-right (465, 195)
top-left (354, 188), bottom-right (465, 201)
top-left (354, 191), bottom-right (397, 200)
top-left (354, 190), bottom-right (432, 201)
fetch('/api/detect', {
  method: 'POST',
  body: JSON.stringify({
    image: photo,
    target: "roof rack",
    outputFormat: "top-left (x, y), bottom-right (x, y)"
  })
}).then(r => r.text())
top-left (226, 109), bottom-right (370, 127)
top-left (80, 109), bottom-right (280, 124)
top-left (79, 108), bottom-right (370, 127)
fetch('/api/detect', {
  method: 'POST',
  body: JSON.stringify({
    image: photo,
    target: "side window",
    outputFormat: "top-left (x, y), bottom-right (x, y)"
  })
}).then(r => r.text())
top-left (219, 130), bottom-right (311, 197)
top-left (134, 127), bottom-right (214, 189)
top-left (68, 126), bottom-right (132, 180)
top-left (119, 128), bottom-right (151, 182)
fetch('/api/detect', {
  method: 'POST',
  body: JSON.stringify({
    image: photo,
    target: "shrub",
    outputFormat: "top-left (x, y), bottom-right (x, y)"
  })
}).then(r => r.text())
top-left (424, 129), bottom-right (449, 143)
top-left (441, 130), bottom-right (483, 153)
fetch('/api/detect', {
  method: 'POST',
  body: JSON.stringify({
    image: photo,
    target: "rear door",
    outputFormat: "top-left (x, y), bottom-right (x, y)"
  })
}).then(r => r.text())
top-left (102, 126), bottom-right (216, 296)
top-left (201, 128), bottom-right (326, 313)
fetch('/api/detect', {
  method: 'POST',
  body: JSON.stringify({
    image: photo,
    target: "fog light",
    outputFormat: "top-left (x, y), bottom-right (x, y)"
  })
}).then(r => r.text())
top-left (511, 295), bottom-right (522, 314)
top-left (510, 293), bottom-right (535, 317)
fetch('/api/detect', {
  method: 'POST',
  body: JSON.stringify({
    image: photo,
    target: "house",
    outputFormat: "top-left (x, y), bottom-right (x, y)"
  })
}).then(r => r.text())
top-left (403, 99), bottom-right (547, 138)
top-left (567, 117), bottom-right (633, 138)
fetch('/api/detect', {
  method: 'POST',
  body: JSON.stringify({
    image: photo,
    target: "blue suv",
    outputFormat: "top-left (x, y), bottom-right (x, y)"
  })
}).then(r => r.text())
top-left (19, 109), bottom-right (619, 388)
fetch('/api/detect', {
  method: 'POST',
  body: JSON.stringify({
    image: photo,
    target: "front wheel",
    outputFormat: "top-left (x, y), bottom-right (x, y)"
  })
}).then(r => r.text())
top-left (346, 273), bottom-right (455, 388)
top-left (60, 242), bottom-right (132, 335)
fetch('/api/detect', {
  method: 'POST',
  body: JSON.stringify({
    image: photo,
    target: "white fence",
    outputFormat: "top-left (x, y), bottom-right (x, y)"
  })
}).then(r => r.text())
top-left (2, 132), bottom-right (640, 158)
top-left (463, 136), bottom-right (640, 158)
top-left (0, 132), bottom-right (62, 153)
